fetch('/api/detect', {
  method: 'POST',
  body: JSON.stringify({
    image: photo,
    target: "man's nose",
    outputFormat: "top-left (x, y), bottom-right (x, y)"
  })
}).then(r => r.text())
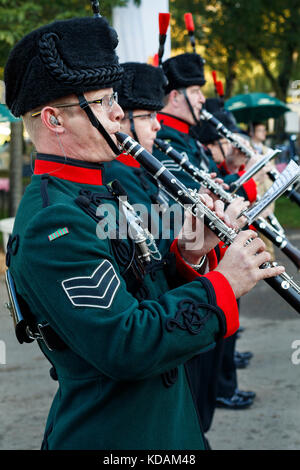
top-left (199, 91), bottom-right (206, 104)
top-left (111, 102), bottom-right (124, 121)
top-left (152, 117), bottom-right (161, 132)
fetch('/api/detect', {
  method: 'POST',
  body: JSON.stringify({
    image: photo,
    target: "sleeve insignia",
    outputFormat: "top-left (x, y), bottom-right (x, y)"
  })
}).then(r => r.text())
top-left (160, 159), bottom-right (181, 172)
top-left (62, 260), bottom-right (120, 309)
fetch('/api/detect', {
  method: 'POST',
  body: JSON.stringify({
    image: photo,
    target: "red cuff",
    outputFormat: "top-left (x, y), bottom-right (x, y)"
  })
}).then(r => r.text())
top-left (237, 170), bottom-right (257, 203)
top-left (207, 248), bottom-right (218, 270)
top-left (216, 241), bottom-right (228, 261)
top-left (170, 239), bottom-right (222, 279)
top-left (218, 161), bottom-right (230, 175)
top-left (170, 238), bottom-right (202, 282)
top-left (170, 239), bottom-right (239, 338)
top-left (204, 271), bottom-right (239, 338)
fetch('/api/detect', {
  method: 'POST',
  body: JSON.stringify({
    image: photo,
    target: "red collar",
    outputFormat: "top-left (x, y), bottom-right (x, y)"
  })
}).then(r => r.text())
top-left (218, 160), bottom-right (245, 174)
top-left (34, 154), bottom-right (103, 185)
top-left (218, 160), bottom-right (230, 175)
top-left (157, 113), bottom-right (190, 134)
top-left (116, 152), bottom-right (140, 168)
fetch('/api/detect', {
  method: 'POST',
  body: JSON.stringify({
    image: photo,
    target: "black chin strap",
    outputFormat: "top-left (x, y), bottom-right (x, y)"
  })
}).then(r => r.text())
top-left (128, 111), bottom-right (140, 144)
top-left (181, 88), bottom-right (201, 126)
top-left (217, 139), bottom-right (226, 159)
top-left (77, 93), bottom-right (120, 156)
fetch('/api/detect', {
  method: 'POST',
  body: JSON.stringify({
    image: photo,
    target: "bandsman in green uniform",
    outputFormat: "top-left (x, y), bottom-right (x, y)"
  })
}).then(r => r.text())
top-left (4, 16), bottom-right (283, 450)
top-left (153, 53), bottom-right (258, 205)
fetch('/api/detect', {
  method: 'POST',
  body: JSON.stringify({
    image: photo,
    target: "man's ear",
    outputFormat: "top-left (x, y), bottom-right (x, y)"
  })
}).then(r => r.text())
top-left (40, 107), bottom-right (64, 133)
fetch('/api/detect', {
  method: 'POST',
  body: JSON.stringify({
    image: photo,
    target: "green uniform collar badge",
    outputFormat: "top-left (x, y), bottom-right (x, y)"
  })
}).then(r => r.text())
top-left (48, 227), bottom-right (69, 241)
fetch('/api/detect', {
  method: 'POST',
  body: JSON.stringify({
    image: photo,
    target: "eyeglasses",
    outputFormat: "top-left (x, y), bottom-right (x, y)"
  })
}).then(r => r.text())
top-left (31, 92), bottom-right (118, 117)
top-left (126, 112), bottom-right (158, 122)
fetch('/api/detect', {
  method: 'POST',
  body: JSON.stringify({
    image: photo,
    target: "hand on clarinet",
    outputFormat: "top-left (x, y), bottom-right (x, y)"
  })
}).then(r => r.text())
top-left (214, 230), bottom-right (285, 299)
top-left (177, 192), bottom-right (232, 265)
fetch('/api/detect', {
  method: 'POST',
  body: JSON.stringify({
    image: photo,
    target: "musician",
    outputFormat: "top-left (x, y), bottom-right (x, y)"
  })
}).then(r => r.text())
top-left (104, 61), bottom-right (174, 256)
top-left (4, 16), bottom-right (283, 450)
top-left (153, 53), bottom-right (258, 206)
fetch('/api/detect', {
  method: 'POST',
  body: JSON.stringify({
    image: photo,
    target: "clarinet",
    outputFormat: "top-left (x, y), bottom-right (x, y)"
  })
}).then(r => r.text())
top-left (200, 108), bottom-right (257, 161)
top-left (200, 108), bottom-right (300, 206)
top-left (116, 131), bottom-right (300, 314)
top-left (154, 137), bottom-right (300, 270)
top-left (200, 108), bottom-right (284, 192)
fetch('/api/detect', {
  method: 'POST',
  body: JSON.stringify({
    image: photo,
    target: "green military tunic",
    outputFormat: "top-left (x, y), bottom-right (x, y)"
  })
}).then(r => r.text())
top-left (7, 153), bottom-right (238, 450)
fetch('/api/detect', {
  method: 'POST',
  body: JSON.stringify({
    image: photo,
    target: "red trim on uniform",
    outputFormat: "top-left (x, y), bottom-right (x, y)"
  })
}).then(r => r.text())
top-left (116, 152), bottom-right (141, 168)
top-left (34, 159), bottom-right (103, 185)
top-left (204, 271), bottom-right (239, 338)
top-left (217, 160), bottom-right (230, 175)
top-left (218, 160), bottom-right (245, 175)
top-left (218, 162), bottom-right (257, 203)
top-left (237, 170), bottom-right (257, 203)
top-left (207, 248), bottom-right (218, 270)
top-left (170, 238), bottom-right (201, 282)
top-left (170, 238), bottom-right (239, 338)
top-left (170, 238), bottom-right (220, 278)
top-left (217, 240), bottom-right (228, 260)
top-left (157, 113), bottom-right (190, 134)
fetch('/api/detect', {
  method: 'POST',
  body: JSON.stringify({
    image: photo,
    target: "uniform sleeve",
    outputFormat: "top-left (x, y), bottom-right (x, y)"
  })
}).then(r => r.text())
top-left (15, 203), bottom-right (238, 381)
top-left (169, 238), bottom-right (239, 339)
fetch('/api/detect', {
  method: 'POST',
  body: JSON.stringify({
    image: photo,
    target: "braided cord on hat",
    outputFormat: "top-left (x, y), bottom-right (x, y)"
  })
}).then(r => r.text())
top-left (39, 32), bottom-right (122, 86)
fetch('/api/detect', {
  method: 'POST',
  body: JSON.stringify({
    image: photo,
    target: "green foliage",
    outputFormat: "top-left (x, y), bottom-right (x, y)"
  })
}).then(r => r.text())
top-left (0, 0), bottom-right (138, 73)
top-left (275, 195), bottom-right (300, 229)
top-left (169, 0), bottom-right (300, 100)
top-left (1, 0), bottom-right (299, 101)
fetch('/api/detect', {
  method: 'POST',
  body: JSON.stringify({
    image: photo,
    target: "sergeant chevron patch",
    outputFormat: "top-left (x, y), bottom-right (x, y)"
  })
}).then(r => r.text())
top-left (161, 159), bottom-right (181, 172)
top-left (62, 260), bottom-right (120, 309)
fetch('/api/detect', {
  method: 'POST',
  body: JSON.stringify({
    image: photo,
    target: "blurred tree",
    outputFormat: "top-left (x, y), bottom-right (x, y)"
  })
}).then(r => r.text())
top-left (0, 0), bottom-right (141, 70)
top-left (170, 0), bottom-right (300, 104)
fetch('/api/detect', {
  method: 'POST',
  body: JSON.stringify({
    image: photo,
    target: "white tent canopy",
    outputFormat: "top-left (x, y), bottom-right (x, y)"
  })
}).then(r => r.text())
top-left (112, 0), bottom-right (170, 64)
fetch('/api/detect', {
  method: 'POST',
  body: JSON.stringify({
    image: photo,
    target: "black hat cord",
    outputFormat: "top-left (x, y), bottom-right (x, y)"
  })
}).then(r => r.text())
top-left (128, 110), bottom-right (140, 144)
top-left (181, 88), bottom-right (201, 126)
top-left (77, 93), bottom-right (120, 156)
top-left (217, 139), bottom-right (226, 160)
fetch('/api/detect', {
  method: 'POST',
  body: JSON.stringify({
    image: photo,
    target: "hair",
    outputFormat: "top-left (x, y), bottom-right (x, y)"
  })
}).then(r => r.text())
top-left (248, 122), bottom-right (266, 135)
top-left (22, 94), bottom-right (77, 143)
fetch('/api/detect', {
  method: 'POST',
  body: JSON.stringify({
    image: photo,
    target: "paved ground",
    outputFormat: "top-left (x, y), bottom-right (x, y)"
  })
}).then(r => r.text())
top-left (0, 230), bottom-right (300, 450)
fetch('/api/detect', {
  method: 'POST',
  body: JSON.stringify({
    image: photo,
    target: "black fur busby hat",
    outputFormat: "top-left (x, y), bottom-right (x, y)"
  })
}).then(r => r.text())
top-left (4, 17), bottom-right (123, 117)
top-left (115, 62), bottom-right (167, 111)
top-left (204, 97), bottom-right (223, 114)
top-left (162, 53), bottom-right (206, 94)
top-left (192, 109), bottom-right (240, 144)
